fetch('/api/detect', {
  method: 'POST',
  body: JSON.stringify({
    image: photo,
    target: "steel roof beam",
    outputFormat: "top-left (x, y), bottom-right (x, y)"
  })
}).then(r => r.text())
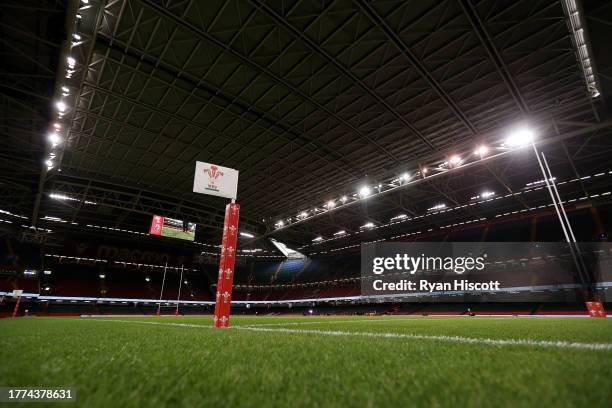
top-left (137, 0), bottom-right (421, 163)
top-left (458, 0), bottom-right (530, 115)
top-left (249, 0), bottom-right (436, 152)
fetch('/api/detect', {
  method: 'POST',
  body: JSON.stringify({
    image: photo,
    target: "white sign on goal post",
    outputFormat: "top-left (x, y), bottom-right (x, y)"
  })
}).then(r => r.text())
top-left (192, 162), bottom-right (240, 328)
top-left (193, 161), bottom-right (239, 200)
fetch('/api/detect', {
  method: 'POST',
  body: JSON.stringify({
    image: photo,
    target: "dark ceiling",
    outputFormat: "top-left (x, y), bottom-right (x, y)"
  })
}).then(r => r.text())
top-left (1, 0), bottom-right (612, 254)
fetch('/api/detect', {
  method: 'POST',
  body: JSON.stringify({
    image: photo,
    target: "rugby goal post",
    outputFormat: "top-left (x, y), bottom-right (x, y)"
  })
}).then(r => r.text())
top-left (12, 290), bottom-right (23, 318)
top-left (193, 162), bottom-right (239, 328)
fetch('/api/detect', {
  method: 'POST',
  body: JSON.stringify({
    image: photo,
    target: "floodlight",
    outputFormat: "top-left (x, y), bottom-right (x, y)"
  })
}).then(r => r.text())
top-left (326, 200), bottom-right (335, 209)
top-left (312, 236), bottom-right (323, 242)
top-left (99, 274), bottom-right (105, 279)
top-left (428, 203), bottom-right (446, 211)
top-left (362, 222), bottom-right (375, 229)
top-left (56, 101), bottom-right (66, 112)
top-left (474, 145), bottom-right (488, 156)
top-left (505, 128), bottom-right (534, 147)
top-left (340, 196), bottom-right (347, 203)
top-left (359, 186), bottom-right (371, 198)
top-left (48, 133), bottom-right (61, 146)
top-left (299, 211), bottom-right (308, 219)
top-left (66, 57), bottom-right (76, 67)
top-left (449, 155), bottom-right (461, 165)
top-left (400, 173), bottom-right (410, 182)
top-left (240, 232), bottom-right (254, 238)
top-left (334, 230), bottom-right (346, 236)
top-left (145, 277), bottom-right (150, 282)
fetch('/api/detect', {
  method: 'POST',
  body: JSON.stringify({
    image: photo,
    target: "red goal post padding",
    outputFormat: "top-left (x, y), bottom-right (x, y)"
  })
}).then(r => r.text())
top-left (213, 202), bottom-right (239, 328)
top-left (585, 301), bottom-right (606, 318)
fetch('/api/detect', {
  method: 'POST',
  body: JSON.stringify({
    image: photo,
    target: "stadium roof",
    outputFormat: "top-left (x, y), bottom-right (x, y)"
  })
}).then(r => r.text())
top-left (1, 0), bottom-right (612, 251)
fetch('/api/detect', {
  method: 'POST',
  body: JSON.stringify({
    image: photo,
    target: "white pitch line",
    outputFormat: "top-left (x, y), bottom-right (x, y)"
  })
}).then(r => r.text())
top-left (241, 318), bottom-right (427, 327)
top-left (233, 316), bottom-right (522, 327)
top-left (84, 318), bottom-right (612, 351)
top-left (236, 326), bottom-right (612, 351)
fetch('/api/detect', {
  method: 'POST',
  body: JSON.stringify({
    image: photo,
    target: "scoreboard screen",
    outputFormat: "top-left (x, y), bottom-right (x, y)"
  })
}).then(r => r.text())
top-left (150, 215), bottom-right (196, 241)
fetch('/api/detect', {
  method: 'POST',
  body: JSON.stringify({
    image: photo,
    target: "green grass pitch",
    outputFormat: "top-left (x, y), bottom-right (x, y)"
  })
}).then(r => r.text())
top-left (1, 315), bottom-right (611, 407)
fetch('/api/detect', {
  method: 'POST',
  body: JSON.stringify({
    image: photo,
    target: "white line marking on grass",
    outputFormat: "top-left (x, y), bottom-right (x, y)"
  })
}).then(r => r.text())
top-left (84, 318), bottom-right (612, 351)
top-left (90, 319), bottom-right (215, 330)
top-left (241, 318), bottom-right (426, 327)
top-left (236, 326), bottom-right (612, 351)
top-left (240, 316), bottom-right (524, 327)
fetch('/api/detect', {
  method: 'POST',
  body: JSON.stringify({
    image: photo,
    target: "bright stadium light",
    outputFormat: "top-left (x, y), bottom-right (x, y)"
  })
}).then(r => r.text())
top-left (45, 159), bottom-right (54, 168)
top-left (361, 222), bottom-right (375, 229)
top-left (48, 132), bottom-right (61, 146)
top-left (474, 145), bottom-right (488, 157)
top-left (359, 186), bottom-right (371, 198)
top-left (99, 274), bottom-right (105, 279)
top-left (312, 236), bottom-right (323, 242)
top-left (56, 101), bottom-right (66, 112)
top-left (505, 128), bottom-right (534, 147)
top-left (298, 211), bottom-right (308, 219)
top-left (61, 86), bottom-right (69, 93)
top-left (449, 155), bottom-right (461, 165)
top-left (240, 232), bottom-right (254, 238)
top-left (145, 277), bottom-right (150, 282)
top-left (326, 200), bottom-right (335, 209)
top-left (340, 196), bottom-right (347, 203)
top-left (428, 203), bottom-right (446, 211)
top-left (275, 220), bottom-right (284, 228)
top-left (72, 33), bottom-right (81, 41)
top-left (66, 56), bottom-right (76, 67)
top-left (391, 214), bottom-right (407, 221)
top-left (400, 172), bottom-right (411, 182)
top-left (333, 230), bottom-right (346, 236)
top-left (43, 270), bottom-right (52, 275)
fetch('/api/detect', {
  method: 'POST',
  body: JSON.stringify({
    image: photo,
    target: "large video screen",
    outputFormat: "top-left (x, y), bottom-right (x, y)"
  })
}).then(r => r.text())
top-left (149, 215), bottom-right (196, 241)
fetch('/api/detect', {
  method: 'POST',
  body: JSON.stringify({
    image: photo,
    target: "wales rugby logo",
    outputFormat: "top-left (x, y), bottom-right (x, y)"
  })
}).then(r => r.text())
top-left (204, 165), bottom-right (224, 192)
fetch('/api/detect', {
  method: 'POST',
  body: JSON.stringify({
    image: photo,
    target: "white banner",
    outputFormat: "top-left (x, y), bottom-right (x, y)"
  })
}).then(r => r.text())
top-left (193, 161), bottom-right (238, 200)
